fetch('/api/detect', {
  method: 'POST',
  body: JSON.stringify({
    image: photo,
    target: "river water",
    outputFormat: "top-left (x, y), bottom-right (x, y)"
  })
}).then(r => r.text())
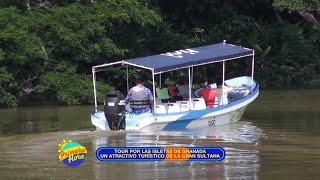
top-left (0, 90), bottom-right (319, 180)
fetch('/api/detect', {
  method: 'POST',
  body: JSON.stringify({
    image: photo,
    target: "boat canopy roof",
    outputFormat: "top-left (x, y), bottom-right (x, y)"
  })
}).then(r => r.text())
top-left (91, 41), bottom-right (255, 112)
top-left (93, 42), bottom-right (254, 74)
top-left (123, 42), bottom-right (253, 74)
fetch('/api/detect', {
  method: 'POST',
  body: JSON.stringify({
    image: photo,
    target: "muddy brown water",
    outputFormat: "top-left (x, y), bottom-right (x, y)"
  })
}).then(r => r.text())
top-left (0, 90), bottom-right (319, 180)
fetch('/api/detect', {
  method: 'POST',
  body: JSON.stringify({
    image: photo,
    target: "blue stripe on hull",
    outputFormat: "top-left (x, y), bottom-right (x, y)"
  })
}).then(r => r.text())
top-left (90, 80), bottom-right (259, 131)
top-left (163, 110), bottom-right (211, 130)
top-left (163, 82), bottom-right (259, 130)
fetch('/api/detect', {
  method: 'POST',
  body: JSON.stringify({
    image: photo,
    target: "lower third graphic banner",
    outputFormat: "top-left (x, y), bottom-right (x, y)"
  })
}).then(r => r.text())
top-left (96, 147), bottom-right (225, 161)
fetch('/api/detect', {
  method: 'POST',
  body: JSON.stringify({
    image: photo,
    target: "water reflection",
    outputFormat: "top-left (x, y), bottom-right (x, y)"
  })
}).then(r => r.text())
top-left (91, 122), bottom-right (261, 180)
top-left (0, 106), bottom-right (94, 135)
top-left (1, 90), bottom-right (320, 179)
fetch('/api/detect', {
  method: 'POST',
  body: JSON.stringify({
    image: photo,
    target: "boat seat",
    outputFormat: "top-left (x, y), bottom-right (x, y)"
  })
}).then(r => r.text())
top-left (213, 97), bottom-right (219, 107)
top-left (155, 97), bottom-right (163, 105)
top-left (177, 101), bottom-right (190, 112)
top-left (167, 103), bottom-right (181, 113)
top-left (227, 87), bottom-right (251, 103)
top-left (156, 87), bottom-right (170, 102)
top-left (155, 104), bottom-right (167, 114)
top-left (191, 98), bottom-right (206, 110)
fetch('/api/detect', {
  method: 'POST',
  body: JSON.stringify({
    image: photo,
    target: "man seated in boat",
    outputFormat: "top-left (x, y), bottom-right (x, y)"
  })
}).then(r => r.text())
top-left (165, 78), bottom-right (179, 102)
top-left (176, 78), bottom-right (190, 101)
top-left (197, 79), bottom-right (217, 108)
top-left (125, 79), bottom-right (154, 114)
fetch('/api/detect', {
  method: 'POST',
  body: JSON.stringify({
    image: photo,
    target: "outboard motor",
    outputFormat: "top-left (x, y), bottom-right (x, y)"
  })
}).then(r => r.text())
top-left (104, 90), bottom-right (126, 130)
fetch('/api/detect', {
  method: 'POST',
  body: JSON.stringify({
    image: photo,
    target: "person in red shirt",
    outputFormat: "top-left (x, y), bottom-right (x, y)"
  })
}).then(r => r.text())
top-left (165, 78), bottom-right (178, 102)
top-left (197, 81), bottom-right (217, 108)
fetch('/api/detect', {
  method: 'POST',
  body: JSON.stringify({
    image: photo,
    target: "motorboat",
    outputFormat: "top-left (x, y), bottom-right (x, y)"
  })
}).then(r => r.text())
top-left (90, 41), bottom-right (259, 131)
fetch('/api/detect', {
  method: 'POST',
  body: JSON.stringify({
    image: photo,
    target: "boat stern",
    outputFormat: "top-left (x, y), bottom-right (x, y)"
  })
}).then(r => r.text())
top-left (91, 111), bottom-right (109, 130)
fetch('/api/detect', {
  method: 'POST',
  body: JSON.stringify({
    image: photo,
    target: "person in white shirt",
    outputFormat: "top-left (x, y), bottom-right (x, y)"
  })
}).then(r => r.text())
top-left (215, 78), bottom-right (236, 106)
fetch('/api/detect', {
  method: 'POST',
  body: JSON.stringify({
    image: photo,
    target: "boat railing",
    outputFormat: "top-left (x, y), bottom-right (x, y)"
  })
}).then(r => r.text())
top-left (191, 98), bottom-right (207, 110)
top-left (152, 83), bottom-right (259, 115)
top-left (167, 103), bottom-right (181, 113)
top-left (154, 98), bottom-right (207, 114)
top-left (124, 81), bottom-right (258, 115)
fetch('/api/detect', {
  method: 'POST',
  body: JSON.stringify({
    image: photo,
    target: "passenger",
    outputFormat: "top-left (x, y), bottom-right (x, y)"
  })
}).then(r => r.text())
top-left (125, 79), bottom-right (153, 113)
top-left (176, 78), bottom-right (190, 101)
top-left (197, 80), bottom-right (217, 108)
top-left (215, 78), bottom-right (235, 106)
top-left (144, 81), bottom-right (154, 95)
top-left (199, 79), bottom-right (208, 89)
top-left (165, 78), bottom-right (178, 102)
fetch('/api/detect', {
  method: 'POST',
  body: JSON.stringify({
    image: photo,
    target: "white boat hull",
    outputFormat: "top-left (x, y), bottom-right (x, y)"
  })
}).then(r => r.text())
top-left (91, 104), bottom-right (250, 132)
top-left (90, 42), bottom-right (257, 132)
top-left (91, 77), bottom-right (259, 131)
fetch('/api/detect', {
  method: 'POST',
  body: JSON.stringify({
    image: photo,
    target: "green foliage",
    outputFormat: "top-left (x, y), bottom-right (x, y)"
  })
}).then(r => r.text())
top-left (0, 31), bottom-right (17, 107)
top-left (305, 75), bottom-right (320, 88)
top-left (0, 8), bottom-right (47, 64)
top-left (0, 89), bottom-right (17, 107)
top-left (0, 7), bottom-right (49, 106)
top-left (0, 0), bottom-right (176, 107)
top-left (253, 16), bottom-right (320, 88)
top-left (1, 0), bottom-right (320, 108)
top-left (157, 0), bottom-right (320, 88)
top-left (41, 62), bottom-right (112, 105)
top-left (273, 0), bottom-right (320, 12)
top-left (0, 48), bottom-right (4, 61)
top-left (0, 66), bottom-right (17, 107)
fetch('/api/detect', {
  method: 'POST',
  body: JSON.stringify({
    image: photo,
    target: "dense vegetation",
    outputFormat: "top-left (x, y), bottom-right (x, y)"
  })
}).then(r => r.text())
top-left (0, 0), bottom-right (319, 107)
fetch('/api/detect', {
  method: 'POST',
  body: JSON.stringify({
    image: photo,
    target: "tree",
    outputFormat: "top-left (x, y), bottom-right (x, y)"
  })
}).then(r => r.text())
top-left (0, 7), bottom-right (48, 107)
top-left (0, 0), bottom-right (184, 107)
top-left (273, 0), bottom-right (320, 26)
top-left (0, 48), bottom-right (17, 107)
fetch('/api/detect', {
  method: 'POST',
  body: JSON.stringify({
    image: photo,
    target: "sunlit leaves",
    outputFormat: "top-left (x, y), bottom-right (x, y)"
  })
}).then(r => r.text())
top-left (0, 0), bottom-right (169, 107)
top-left (1, 0), bottom-right (320, 108)
top-left (273, 0), bottom-right (320, 13)
top-left (41, 62), bottom-right (112, 105)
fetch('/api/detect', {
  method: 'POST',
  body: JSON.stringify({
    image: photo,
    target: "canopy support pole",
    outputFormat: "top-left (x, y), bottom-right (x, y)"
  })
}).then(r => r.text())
top-left (152, 70), bottom-right (156, 114)
top-left (188, 67), bottom-right (192, 111)
top-left (251, 51), bottom-right (255, 90)
top-left (126, 66), bottom-right (129, 92)
top-left (222, 61), bottom-right (225, 105)
top-left (159, 73), bottom-right (162, 88)
top-left (191, 67), bottom-right (194, 88)
top-left (92, 68), bottom-right (98, 112)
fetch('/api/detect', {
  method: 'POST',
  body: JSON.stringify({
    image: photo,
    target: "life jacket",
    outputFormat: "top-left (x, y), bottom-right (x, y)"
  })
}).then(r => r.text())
top-left (130, 86), bottom-right (150, 109)
top-left (198, 87), bottom-right (217, 107)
